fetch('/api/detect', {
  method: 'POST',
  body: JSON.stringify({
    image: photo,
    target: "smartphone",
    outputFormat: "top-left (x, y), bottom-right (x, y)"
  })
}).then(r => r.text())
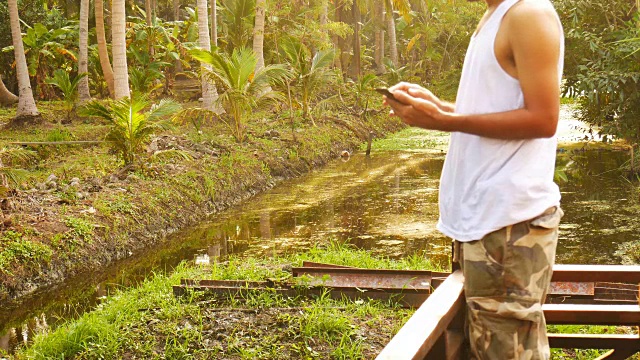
top-left (375, 87), bottom-right (406, 104)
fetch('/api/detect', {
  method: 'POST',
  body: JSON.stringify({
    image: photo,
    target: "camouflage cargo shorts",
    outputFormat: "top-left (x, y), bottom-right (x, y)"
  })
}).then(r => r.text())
top-left (458, 206), bottom-right (564, 360)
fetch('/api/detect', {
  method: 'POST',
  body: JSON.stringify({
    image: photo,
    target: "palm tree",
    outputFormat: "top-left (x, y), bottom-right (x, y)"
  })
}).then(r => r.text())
top-left (95, 0), bottom-right (115, 98)
top-left (385, 0), bottom-right (412, 67)
top-left (280, 38), bottom-right (335, 122)
top-left (112, 0), bottom-right (130, 99)
top-left (77, 0), bottom-right (91, 103)
top-left (252, 0), bottom-right (266, 72)
top-left (8, 0), bottom-right (40, 120)
top-left (81, 97), bottom-right (182, 165)
top-left (197, 0), bottom-right (219, 112)
top-left (190, 47), bottom-right (290, 142)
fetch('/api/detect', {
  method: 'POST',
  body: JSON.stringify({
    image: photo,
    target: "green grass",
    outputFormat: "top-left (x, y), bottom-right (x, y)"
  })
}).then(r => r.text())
top-left (16, 242), bottom-right (425, 359)
top-left (0, 230), bottom-right (53, 276)
top-left (363, 127), bottom-right (448, 152)
top-left (549, 325), bottom-right (640, 359)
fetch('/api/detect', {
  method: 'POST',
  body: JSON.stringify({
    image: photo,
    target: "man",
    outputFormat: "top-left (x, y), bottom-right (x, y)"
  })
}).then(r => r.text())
top-left (383, 0), bottom-right (564, 358)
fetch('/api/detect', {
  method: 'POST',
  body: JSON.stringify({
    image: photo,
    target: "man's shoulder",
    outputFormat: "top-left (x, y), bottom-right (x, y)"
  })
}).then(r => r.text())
top-left (506, 0), bottom-right (560, 24)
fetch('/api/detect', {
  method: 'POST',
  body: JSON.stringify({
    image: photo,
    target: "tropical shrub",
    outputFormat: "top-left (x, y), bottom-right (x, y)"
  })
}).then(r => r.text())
top-left (81, 97), bottom-right (182, 166)
top-left (279, 37), bottom-right (335, 121)
top-left (190, 47), bottom-right (290, 142)
top-left (45, 69), bottom-right (87, 122)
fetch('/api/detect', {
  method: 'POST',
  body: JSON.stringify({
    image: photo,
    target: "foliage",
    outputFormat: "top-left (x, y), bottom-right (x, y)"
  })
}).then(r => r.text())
top-left (279, 37), bottom-right (335, 121)
top-left (45, 69), bottom-right (87, 122)
top-left (218, 0), bottom-right (256, 52)
top-left (127, 11), bottom-right (183, 96)
top-left (190, 47), bottom-right (290, 142)
top-left (0, 147), bottom-right (37, 192)
top-left (555, 0), bottom-right (640, 145)
top-left (0, 231), bottom-right (52, 276)
top-left (349, 73), bottom-right (380, 111)
top-left (80, 97), bottom-right (182, 165)
top-left (3, 21), bottom-right (78, 99)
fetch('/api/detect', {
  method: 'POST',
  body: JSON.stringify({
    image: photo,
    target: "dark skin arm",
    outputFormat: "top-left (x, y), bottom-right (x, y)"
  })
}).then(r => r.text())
top-left (385, 1), bottom-right (562, 139)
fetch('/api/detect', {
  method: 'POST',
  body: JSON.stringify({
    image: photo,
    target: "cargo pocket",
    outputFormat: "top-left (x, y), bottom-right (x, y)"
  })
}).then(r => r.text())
top-left (529, 207), bottom-right (564, 230)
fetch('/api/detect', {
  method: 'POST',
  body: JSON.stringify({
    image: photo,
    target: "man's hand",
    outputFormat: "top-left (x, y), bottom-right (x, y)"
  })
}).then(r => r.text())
top-left (387, 82), bottom-right (455, 112)
top-left (384, 89), bottom-right (449, 131)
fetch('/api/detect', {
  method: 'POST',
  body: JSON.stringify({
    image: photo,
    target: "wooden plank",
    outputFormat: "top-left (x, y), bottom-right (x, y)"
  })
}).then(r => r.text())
top-left (549, 333), bottom-right (640, 349)
top-left (543, 304), bottom-right (640, 325)
top-left (376, 271), bottom-right (465, 360)
top-left (552, 265), bottom-right (640, 283)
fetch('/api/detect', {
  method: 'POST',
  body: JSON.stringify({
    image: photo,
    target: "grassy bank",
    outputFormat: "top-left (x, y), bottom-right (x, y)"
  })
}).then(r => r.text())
top-left (12, 242), bottom-right (439, 359)
top-left (0, 98), bottom-right (404, 304)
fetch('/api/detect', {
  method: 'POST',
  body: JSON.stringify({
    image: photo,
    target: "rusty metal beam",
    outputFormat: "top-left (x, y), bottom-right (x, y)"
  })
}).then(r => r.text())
top-left (543, 304), bottom-right (640, 325)
top-left (292, 266), bottom-right (435, 290)
top-left (174, 281), bottom-right (430, 308)
top-left (376, 270), bottom-right (465, 360)
top-left (552, 265), bottom-right (640, 283)
top-left (548, 333), bottom-right (640, 350)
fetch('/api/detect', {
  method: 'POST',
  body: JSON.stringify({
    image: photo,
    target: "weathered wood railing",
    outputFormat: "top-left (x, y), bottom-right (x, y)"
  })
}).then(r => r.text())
top-left (377, 265), bottom-right (640, 360)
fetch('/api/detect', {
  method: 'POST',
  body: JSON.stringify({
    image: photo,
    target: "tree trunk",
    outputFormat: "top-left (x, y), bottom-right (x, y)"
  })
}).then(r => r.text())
top-left (332, 3), bottom-right (343, 71)
top-left (8, 0), bottom-right (39, 118)
top-left (319, 0), bottom-right (328, 29)
top-left (112, 0), bottom-right (130, 99)
top-left (197, 0), bottom-right (219, 112)
top-left (144, 0), bottom-right (155, 57)
top-left (96, 0), bottom-right (115, 98)
top-left (374, 0), bottom-right (385, 73)
top-left (386, 2), bottom-right (398, 67)
top-left (210, 0), bottom-right (217, 47)
top-left (352, 0), bottom-right (361, 78)
top-left (0, 76), bottom-right (18, 106)
top-left (253, 0), bottom-right (266, 72)
top-left (145, 0), bottom-right (152, 26)
top-left (174, 0), bottom-right (180, 20)
top-left (77, 0), bottom-right (91, 103)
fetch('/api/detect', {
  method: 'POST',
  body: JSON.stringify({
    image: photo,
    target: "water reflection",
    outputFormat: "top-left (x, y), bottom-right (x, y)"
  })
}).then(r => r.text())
top-left (2, 145), bottom-right (639, 354)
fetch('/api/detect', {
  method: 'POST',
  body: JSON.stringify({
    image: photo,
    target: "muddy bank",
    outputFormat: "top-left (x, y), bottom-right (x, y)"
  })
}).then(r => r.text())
top-left (0, 111), bottom-right (404, 305)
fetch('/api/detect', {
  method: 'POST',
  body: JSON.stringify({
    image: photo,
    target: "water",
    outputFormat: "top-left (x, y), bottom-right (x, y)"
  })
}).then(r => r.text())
top-left (1, 129), bottom-right (638, 354)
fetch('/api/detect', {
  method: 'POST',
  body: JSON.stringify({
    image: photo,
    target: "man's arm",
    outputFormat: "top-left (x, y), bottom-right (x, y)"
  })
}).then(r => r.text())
top-left (387, 2), bottom-right (562, 140)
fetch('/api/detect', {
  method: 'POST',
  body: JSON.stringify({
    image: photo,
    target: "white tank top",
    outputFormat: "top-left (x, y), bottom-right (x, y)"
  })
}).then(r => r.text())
top-left (436, 0), bottom-right (564, 242)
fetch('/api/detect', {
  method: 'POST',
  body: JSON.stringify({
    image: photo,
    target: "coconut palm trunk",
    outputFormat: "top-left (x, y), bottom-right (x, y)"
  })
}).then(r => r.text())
top-left (352, 0), bottom-right (361, 78)
top-left (112, 0), bottom-right (130, 99)
top-left (78, 0), bottom-right (91, 103)
top-left (0, 76), bottom-right (18, 106)
top-left (320, 0), bottom-right (328, 29)
top-left (386, 1), bottom-right (399, 67)
top-left (95, 0), bottom-right (115, 98)
top-left (374, 0), bottom-right (386, 73)
top-left (8, 0), bottom-right (39, 118)
top-left (252, 0), bottom-right (266, 72)
top-left (174, 0), bottom-right (180, 20)
top-left (197, 0), bottom-right (219, 112)
top-left (210, 0), bottom-right (218, 47)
